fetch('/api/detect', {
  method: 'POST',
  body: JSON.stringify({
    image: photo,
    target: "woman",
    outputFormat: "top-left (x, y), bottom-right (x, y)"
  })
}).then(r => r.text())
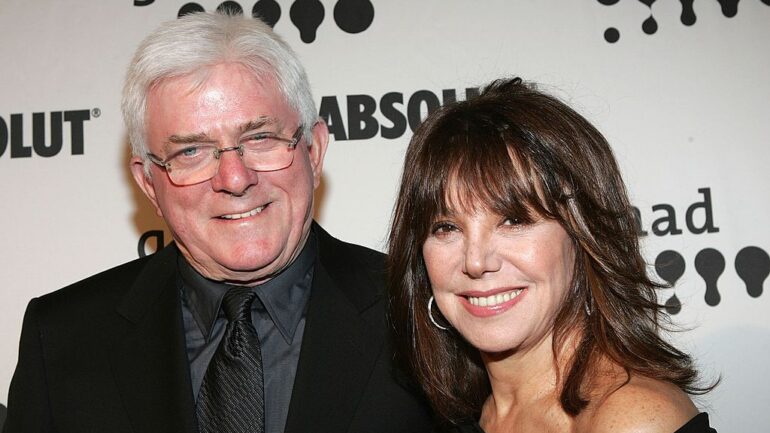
top-left (388, 78), bottom-right (716, 432)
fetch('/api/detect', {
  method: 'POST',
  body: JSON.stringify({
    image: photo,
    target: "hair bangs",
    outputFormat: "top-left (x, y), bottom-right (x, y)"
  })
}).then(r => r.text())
top-left (418, 109), bottom-right (552, 230)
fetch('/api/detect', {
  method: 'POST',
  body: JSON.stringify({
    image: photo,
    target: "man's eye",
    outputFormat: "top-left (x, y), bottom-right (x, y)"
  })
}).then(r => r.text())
top-left (179, 146), bottom-right (202, 158)
top-left (244, 132), bottom-right (275, 144)
top-left (243, 133), bottom-right (281, 150)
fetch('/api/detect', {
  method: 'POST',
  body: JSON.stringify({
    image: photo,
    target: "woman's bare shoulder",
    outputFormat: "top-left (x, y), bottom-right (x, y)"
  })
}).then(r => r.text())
top-left (581, 375), bottom-right (698, 433)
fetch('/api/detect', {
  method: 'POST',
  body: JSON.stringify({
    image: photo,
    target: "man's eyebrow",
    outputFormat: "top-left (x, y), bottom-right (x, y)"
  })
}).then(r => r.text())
top-left (164, 117), bottom-right (279, 145)
top-left (167, 133), bottom-right (212, 144)
top-left (239, 117), bottom-right (278, 134)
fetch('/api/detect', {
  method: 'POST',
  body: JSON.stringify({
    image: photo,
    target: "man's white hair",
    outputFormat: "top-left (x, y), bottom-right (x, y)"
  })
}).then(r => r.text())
top-left (122, 12), bottom-right (317, 171)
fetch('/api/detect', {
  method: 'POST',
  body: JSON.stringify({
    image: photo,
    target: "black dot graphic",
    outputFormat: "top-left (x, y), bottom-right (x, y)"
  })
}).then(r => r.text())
top-left (252, 0), bottom-right (281, 27)
top-left (680, 0), bottom-right (696, 25)
top-left (637, 0), bottom-right (658, 36)
top-left (334, 0), bottom-right (375, 34)
top-left (604, 27), bottom-right (620, 43)
top-left (217, 1), bottom-right (243, 16)
top-left (642, 15), bottom-right (658, 34)
top-left (735, 246), bottom-right (770, 298)
top-left (717, 0), bottom-right (739, 18)
top-left (178, 2), bottom-right (205, 18)
top-left (695, 248), bottom-right (725, 307)
top-left (665, 294), bottom-right (682, 315)
top-left (597, 0), bottom-right (767, 40)
top-left (656, 250), bottom-right (686, 285)
top-left (290, 0), bottom-right (325, 43)
top-left (655, 250), bottom-right (686, 315)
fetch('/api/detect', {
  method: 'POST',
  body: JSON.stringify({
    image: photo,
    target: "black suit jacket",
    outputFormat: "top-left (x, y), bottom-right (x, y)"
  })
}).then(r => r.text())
top-left (3, 224), bottom-right (433, 433)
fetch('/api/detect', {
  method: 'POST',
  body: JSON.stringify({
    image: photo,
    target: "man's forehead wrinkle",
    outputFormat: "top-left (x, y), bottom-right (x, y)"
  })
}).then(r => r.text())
top-left (150, 71), bottom-right (207, 101)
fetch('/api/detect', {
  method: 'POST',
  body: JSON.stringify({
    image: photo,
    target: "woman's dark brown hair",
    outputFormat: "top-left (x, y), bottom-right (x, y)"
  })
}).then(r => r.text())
top-left (388, 78), bottom-right (708, 424)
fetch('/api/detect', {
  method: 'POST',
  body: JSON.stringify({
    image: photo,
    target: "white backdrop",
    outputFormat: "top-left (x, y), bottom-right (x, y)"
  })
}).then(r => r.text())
top-left (1, 1), bottom-right (768, 431)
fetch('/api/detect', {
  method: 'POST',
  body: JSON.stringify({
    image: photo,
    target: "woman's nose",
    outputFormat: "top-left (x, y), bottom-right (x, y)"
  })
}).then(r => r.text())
top-left (463, 235), bottom-right (502, 278)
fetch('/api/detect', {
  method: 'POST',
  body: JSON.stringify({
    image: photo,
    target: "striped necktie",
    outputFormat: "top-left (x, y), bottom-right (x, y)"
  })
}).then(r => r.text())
top-left (196, 287), bottom-right (264, 433)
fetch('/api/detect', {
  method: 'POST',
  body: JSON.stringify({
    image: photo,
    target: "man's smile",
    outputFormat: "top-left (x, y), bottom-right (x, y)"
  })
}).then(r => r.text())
top-left (217, 203), bottom-right (269, 220)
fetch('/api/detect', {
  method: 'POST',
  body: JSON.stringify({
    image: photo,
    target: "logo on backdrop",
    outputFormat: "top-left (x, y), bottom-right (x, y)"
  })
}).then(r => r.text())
top-left (598, 0), bottom-right (770, 43)
top-left (320, 87), bottom-right (480, 141)
top-left (0, 109), bottom-right (99, 159)
top-left (134, 0), bottom-right (375, 43)
top-left (635, 187), bottom-right (768, 314)
top-left (138, 230), bottom-right (167, 258)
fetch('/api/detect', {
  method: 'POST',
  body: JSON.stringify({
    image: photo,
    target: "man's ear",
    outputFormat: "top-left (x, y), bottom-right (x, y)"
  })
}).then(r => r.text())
top-left (308, 120), bottom-right (329, 189)
top-left (130, 156), bottom-right (163, 218)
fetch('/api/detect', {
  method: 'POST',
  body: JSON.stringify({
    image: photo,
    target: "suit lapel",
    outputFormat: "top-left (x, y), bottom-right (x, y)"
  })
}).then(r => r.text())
top-left (284, 251), bottom-right (385, 433)
top-left (108, 245), bottom-right (197, 433)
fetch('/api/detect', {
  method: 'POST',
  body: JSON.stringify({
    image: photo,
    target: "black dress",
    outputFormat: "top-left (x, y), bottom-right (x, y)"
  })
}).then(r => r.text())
top-left (449, 412), bottom-right (717, 433)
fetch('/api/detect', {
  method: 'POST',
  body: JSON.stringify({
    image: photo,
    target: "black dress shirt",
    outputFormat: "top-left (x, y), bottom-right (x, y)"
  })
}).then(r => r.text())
top-left (178, 230), bottom-right (317, 433)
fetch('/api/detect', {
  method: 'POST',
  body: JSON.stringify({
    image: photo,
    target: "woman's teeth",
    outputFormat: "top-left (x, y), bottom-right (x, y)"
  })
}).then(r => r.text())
top-left (468, 289), bottom-right (523, 307)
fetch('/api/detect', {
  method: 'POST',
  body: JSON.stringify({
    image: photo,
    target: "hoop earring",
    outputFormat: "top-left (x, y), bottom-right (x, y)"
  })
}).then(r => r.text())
top-left (428, 296), bottom-right (449, 331)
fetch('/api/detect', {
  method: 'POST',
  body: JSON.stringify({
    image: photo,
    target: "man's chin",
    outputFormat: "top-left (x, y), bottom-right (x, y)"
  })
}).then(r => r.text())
top-left (176, 247), bottom-right (275, 283)
top-left (212, 256), bottom-right (287, 284)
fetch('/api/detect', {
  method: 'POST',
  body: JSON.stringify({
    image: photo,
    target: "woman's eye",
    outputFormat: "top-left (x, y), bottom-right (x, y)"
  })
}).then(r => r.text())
top-left (502, 217), bottom-right (521, 226)
top-left (431, 222), bottom-right (457, 235)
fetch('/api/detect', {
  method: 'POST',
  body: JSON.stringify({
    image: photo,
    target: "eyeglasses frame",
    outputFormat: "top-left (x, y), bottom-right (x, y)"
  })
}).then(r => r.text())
top-left (145, 124), bottom-right (305, 185)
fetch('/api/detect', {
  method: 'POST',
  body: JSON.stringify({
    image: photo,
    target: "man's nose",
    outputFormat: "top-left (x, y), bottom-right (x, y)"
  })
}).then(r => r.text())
top-left (463, 235), bottom-right (502, 279)
top-left (209, 147), bottom-right (257, 195)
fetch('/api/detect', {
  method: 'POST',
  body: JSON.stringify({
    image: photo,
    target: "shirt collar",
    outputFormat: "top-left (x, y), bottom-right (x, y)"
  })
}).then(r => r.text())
top-left (179, 229), bottom-right (317, 345)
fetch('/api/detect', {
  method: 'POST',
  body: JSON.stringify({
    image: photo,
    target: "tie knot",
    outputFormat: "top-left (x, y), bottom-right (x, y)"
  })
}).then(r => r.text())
top-left (222, 287), bottom-right (257, 323)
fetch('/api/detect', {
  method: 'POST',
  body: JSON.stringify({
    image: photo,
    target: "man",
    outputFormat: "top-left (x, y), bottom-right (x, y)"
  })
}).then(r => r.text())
top-left (3, 12), bottom-right (432, 433)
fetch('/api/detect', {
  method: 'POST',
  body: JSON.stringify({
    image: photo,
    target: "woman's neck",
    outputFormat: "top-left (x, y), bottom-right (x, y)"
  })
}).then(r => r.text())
top-left (479, 331), bottom-right (580, 431)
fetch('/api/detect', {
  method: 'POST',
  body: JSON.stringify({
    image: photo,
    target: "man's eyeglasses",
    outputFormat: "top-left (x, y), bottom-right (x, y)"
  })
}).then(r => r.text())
top-left (146, 125), bottom-right (304, 186)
